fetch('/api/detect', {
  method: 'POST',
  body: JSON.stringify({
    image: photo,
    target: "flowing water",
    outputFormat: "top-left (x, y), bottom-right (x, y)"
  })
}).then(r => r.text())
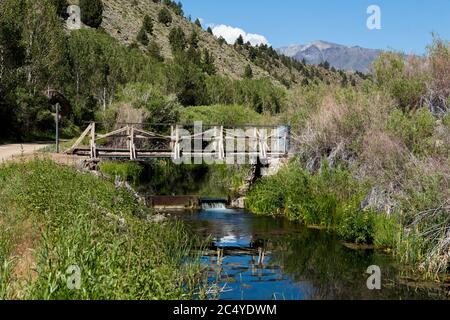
top-left (173, 206), bottom-right (449, 300)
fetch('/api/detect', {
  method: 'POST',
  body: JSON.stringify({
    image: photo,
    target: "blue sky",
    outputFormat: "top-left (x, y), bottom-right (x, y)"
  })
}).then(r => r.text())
top-left (182, 0), bottom-right (450, 54)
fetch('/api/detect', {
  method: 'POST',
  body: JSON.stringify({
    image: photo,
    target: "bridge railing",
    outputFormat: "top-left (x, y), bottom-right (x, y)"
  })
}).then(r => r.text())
top-left (66, 122), bottom-right (291, 163)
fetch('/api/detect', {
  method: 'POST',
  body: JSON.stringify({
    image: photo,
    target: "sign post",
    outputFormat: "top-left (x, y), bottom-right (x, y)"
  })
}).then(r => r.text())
top-left (55, 103), bottom-right (60, 154)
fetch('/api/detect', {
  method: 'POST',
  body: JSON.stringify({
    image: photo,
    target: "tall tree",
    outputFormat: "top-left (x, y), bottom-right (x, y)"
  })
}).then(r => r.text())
top-left (168, 26), bottom-right (186, 53)
top-left (235, 34), bottom-right (244, 46)
top-left (202, 49), bottom-right (216, 75)
top-left (244, 64), bottom-right (253, 79)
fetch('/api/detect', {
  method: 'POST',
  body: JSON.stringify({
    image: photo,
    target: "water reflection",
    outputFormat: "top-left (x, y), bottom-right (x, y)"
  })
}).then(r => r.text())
top-left (175, 208), bottom-right (448, 300)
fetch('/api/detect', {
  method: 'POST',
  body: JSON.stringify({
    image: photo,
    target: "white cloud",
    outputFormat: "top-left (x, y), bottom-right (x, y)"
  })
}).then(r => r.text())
top-left (210, 24), bottom-right (270, 46)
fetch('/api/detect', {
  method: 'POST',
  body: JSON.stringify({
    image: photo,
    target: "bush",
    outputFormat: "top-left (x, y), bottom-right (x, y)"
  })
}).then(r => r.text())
top-left (386, 108), bottom-right (435, 155)
top-left (338, 208), bottom-right (375, 244)
top-left (373, 52), bottom-right (426, 111)
top-left (137, 27), bottom-right (149, 46)
top-left (158, 7), bottom-right (172, 25)
top-left (79, 0), bottom-right (103, 28)
top-left (247, 160), bottom-right (364, 228)
top-left (143, 15), bottom-right (153, 34)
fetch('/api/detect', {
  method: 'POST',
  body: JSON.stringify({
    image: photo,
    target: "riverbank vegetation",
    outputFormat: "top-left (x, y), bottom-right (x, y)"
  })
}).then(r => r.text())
top-left (248, 38), bottom-right (450, 280)
top-left (0, 160), bottom-right (205, 299)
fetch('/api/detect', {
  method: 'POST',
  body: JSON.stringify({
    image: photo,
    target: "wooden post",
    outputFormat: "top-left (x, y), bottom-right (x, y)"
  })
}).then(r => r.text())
top-left (173, 125), bottom-right (180, 161)
top-left (129, 126), bottom-right (136, 160)
top-left (219, 126), bottom-right (225, 160)
top-left (90, 122), bottom-right (97, 159)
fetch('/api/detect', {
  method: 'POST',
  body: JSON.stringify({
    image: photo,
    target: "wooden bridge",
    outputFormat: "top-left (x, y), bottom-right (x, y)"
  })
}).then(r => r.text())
top-left (66, 122), bottom-right (291, 164)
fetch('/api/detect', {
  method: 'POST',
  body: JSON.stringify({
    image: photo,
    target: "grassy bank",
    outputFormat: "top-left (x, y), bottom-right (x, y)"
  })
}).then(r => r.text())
top-left (247, 157), bottom-right (448, 280)
top-left (0, 160), bottom-right (204, 299)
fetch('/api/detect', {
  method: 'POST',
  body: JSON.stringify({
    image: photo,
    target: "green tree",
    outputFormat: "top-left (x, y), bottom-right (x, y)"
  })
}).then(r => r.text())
top-left (207, 26), bottom-right (213, 34)
top-left (148, 40), bottom-right (164, 62)
top-left (235, 34), bottom-right (244, 46)
top-left (168, 26), bottom-right (186, 53)
top-left (202, 49), bottom-right (216, 75)
top-left (244, 64), bottom-right (253, 79)
top-left (158, 7), bottom-right (172, 26)
top-left (188, 30), bottom-right (199, 49)
top-left (143, 15), bottom-right (153, 35)
top-left (168, 55), bottom-right (206, 106)
top-left (79, 0), bottom-right (103, 28)
top-left (137, 27), bottom-right (149, 46)
top-left (194, 18), bottom-right (202, 28)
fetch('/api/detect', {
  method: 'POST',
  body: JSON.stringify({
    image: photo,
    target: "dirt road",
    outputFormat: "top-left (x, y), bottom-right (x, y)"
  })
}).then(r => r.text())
top-left (0, 143), bottom-right (51, 163)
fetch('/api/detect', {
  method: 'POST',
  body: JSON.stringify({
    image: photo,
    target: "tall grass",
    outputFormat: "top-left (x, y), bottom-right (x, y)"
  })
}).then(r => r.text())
top-left (0, 160), bottom-right (205, 299)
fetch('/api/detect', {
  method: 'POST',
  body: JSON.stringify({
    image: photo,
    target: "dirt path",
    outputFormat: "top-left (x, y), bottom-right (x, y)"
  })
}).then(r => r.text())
top-left (0, 143), bottom-right (87, 166)
top-left (0, 143), bottom-right (51, 163)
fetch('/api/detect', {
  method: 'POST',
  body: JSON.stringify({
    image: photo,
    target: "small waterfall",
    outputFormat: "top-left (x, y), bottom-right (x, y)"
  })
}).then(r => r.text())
top-left (201, 202), bottom-right (226, 210)
top-left (200, 198), bottom-right (227, 210)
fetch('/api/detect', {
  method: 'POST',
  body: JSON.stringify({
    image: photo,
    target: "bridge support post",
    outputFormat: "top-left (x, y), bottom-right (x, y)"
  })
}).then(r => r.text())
top-left (90, 122), bottom-right (97, 159)
top-left (129, 126), bottom-right (137, 161)
top-left (172, 125), bottom-right (181, 161)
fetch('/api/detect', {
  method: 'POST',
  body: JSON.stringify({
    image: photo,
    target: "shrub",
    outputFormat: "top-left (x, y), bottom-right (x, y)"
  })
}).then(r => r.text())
top-left (338, 206), bottom-right (375, 244)
top-left (143, 15), bottom-right (153, 34)
top-left (79, 0), bottom-right (103, 28)
top-left (137, 27), bottom-right (149, 46)
top-left (247, 160), bottom-right (365, 228)
top-left (158, 7), bottom-right (172, 25)
top-left (386, 108), bottom-right (435, 155)
top-left (373, 52), bottom-right (426, 111)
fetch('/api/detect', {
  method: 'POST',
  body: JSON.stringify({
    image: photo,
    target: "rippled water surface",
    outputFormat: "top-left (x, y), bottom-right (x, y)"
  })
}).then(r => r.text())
top-left (174, 207), bottom-right (448, 300)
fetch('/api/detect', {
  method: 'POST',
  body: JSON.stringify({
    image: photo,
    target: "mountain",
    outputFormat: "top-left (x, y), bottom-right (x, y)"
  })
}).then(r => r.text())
top-left (277, 41), bottom-right (382, 73)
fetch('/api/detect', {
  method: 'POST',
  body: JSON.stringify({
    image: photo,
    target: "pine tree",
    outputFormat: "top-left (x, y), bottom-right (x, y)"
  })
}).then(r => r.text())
top-left (158, 7), bottom-right (172, 26)
top-left (207, 27), bottom-right (213, 35)
top-left (143, 15), bottom-right (153, 35)
top-left (202, 49), bottom-right (216, 75)
top-left (169, 27), bottom-right (186, 53)
top-left (188, 30), bottom-right (199, 49)
top-left (244, 64), bottom-right (253, 79)
top-left (137, 27), bottom-right (149, 46)
top-left (194, 18), bottom-right (202, 28)
top-left (235, 34), bottom-right (244, 46)
top-left (79, 0), bottom-right (103, 28)
top-left (148, 40), bottom-right (164, 62)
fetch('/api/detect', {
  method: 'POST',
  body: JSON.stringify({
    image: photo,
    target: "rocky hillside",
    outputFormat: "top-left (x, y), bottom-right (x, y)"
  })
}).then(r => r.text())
top-left (97, 0), bottom-right (346, 87)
